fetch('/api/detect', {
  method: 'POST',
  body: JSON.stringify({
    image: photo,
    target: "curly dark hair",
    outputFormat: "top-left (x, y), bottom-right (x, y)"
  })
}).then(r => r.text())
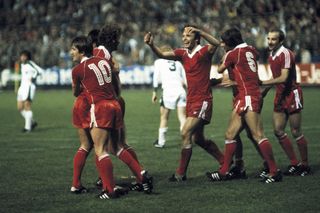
top-left (98, 24), bottom-right (121, 52)
top-left (221, 27), bottom-right (244, 48)
top-left (87, 29), bottom-right (100, 47)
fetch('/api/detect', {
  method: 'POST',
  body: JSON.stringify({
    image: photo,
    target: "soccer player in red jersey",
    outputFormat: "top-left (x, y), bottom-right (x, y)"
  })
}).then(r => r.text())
top-left (144, 25), bottom-right (224, 182)
top-left (89, 26), bottom-right (153, 193)
top-left (206, 28), bottom-right (282, 183)
top-left (71, 36), bottom-right (124, 199)
top-left (260, 29), bottom-right (310, 176)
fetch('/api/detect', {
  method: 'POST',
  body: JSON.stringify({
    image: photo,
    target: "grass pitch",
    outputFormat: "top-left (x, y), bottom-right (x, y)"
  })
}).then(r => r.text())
top-left (0, 88), bottom-right (319, 213)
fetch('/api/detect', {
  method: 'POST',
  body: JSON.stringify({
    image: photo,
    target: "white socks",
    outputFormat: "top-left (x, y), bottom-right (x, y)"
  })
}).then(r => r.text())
top-left (24, 110), bottom-right (33, 130)
top-left (158, 127), bottom-right (168, 146)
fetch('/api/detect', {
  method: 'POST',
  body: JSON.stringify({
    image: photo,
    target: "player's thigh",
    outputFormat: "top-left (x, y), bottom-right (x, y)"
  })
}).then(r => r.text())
top-left (244, 111), bottom-right (264, 140)
top-left (225, 110), bottom-right (242, 140)
top-left (288, 112), bottom-right (302, 136)
top-left (91, 127), bottom-right (109, 155)
top-left (272, 111), bottom-right (288, 132)
top-left (181, 117), bottom-right (202, 142)
top-left (78, 128), bottom-right (93, 150)
top-left (160, 106), bottom-right (170, 120)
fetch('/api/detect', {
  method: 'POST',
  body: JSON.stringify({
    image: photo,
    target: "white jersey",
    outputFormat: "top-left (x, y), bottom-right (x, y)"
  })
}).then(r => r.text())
top-left (17, 60), bottom-right (43, 101)
top-left (153, 59), bottom-right (187, 109)
top-left (153, 59), bottom-right (186, 93)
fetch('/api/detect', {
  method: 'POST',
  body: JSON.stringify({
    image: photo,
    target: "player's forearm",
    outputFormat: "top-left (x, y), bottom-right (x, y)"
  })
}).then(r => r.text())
top-left (200, 30), bottom-right (220, 46)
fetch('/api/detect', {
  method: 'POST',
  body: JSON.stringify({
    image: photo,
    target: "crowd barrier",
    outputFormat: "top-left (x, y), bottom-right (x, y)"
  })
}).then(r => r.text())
top-left (1, 64), bottom-right (320, 88)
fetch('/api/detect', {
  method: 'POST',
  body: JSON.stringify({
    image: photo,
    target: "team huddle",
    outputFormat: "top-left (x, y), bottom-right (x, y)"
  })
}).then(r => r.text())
top-left (65, 24), bottom-right (311, 199)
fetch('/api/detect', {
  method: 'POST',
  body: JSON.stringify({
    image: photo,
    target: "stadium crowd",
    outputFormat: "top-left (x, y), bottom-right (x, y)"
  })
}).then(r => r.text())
top-left (0, 0), bottom-right (319, 70)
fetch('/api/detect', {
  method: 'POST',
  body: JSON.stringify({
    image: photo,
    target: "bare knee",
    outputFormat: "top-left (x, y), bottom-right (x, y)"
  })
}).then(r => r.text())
top-left (291, 128), bottom-right (302, 138)
top-left (274, 129), bottom-right (285, 138)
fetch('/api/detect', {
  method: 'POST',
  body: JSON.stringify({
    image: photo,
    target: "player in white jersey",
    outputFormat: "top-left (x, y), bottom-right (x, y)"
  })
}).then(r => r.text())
top-left (17, 50), bottom-right (43, 132)
top-left (152, 46), bottom-right (187, 148)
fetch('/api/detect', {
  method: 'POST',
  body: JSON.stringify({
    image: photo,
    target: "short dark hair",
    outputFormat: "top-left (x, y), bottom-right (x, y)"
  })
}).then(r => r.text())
top-left (98, 24), bottom-right (121, 51)
top-left (87, 29), bottom-right (100, 46)
top-left (221, 27), bottom-right (244, 48)
top-left (269, 28), bottom-right (285, 42)
top-left (20, 50), bottom-right (32, 60)
top-left (71, 36), bottom-right (92, 57)
top-left (183, 24), bottom-right (201, 44)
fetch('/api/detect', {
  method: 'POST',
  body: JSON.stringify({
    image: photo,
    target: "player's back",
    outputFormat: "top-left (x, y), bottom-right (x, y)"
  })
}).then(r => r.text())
top-left (74, 56), bottom-right (115, 103)
top-left (154, 58), bottom-right (185, 91)
top-left (227, 44), bottom-right (260, 96)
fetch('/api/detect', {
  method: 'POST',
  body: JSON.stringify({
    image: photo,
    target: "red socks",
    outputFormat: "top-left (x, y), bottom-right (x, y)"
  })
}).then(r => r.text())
top-left (176, 146), bottom-right (192, 176)
top-left (96, 154), bottom-right (115, 193)
top-left (72, 148), bottom-right (89, 188)
top-left (125, 147), bottom-right (140, 165)
top-left (296, 135), bottom-right (309, 165)
top-left (118, 149), bottom-right (143, 182)
top-left (219, 140), bottom-right (237, 175)
top-left (196, 139), bottom-right (224, 165)
top-left (278, 134), bottom-right (299, 165)
top-left (258, 139), bottom-right (277, 175)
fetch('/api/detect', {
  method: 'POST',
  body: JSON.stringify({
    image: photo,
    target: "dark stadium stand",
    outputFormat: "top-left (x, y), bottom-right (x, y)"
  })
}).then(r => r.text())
top-left (0, 0), bottom-right (319, 70)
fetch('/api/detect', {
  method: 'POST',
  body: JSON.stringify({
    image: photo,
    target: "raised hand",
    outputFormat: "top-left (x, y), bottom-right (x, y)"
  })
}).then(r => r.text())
top-left (144, 32), bottom-right (153, 46)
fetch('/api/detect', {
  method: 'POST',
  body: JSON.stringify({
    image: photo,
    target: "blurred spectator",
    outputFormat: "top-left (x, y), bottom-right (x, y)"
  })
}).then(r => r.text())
top-left (0, 0), bottom-right (319, 69)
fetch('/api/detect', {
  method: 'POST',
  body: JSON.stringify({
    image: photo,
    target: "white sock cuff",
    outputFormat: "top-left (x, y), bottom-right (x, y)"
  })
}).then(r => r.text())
top-left (79, 148), bottom-right (89, 153)
top-left (278, 133), bottom-right (288, 140)
top-left (296, 135), bottom-right (304, 141)
top-left (116, 148), bottom-right (124, 157)
top-left (258, 138), bottom-right (268, 145)
top-left (183, 144), bottom-right (192, 149)
top-left (225, 139), bottom-right (237, 144)
top-left (159, 127), bottom-right (168, 133)
top-left (98, 153), bottom-right (110, 161)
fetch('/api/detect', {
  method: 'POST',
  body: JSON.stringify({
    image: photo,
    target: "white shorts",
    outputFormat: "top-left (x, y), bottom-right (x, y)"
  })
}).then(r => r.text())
top-left (17, 84), bottom-right (36, 101)
top-left (161, 90), bottom-right (186, 110)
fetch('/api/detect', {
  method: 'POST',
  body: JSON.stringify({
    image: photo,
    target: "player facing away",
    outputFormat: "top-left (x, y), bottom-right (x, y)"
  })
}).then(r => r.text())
top-left (145, 25), bottom-right (224, 182)
top-left (206, 28), bottom-right (282, 183)
top-left (92, 25), bottom-right (153, 192)
top-left (211, 70), bottom-right (269, 180)
top-left (152, 45), bottom-right (187, 148)
top-left (17, 50), bottom-right (43, 133)
top-left (71, 36), bottom-right (127, 199)
top-left (260, 28), bottom-right (310, 176)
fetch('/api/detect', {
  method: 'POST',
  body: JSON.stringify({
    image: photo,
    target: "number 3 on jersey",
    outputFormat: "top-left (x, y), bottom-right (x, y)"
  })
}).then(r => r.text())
top-left (88, 60), bottom-right (112, 85)
top-left (168, 61), bottom-right (176, 71)
top-left (245, 51), bottom-right (257, 72)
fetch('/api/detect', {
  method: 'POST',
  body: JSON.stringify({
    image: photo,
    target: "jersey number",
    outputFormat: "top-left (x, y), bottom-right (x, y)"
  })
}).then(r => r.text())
top-left (168, 61), bottom-right (176, 71)
top-left (245, 52), bottom-right (257, 72)
top-left (88, 60), bottom-right (112, 85)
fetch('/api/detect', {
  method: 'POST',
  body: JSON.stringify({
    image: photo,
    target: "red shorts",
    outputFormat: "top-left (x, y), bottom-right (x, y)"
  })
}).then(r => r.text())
top-left (90, 99), bottom-right (123, 129)
top-left (186, 98), bottom-right (212, 124)
top-left (233, 95), bottom-right (262, 115)
top-left (274, 87), bottom-right (303, 114)
top-left (72, 94), bottom-right (90, 129)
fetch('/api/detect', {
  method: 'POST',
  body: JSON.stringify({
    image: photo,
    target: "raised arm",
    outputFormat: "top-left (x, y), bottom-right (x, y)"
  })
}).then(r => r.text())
top-left (186, 27), bottom-right (220, 54)
top-left (144, 32), bottom-right (179, 60)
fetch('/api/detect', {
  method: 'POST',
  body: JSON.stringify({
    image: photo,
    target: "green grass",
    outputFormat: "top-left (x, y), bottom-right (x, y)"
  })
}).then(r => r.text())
top-left (0, 88), bottom-right (319, 213)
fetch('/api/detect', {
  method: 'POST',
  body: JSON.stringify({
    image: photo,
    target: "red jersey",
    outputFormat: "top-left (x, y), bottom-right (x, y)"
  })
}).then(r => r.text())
top-left (72, 56), bottom-right (116, 104)
top-left (223, 43), bottom-right (260, 98)
top-left (268, 45), bottom-right (299, 96)
top-left (93, 45), bottom-right (121, 96)
top-left (93, 45), bottom-right (112, 61)
top-left (174, 45), bottom-right (213, 102)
